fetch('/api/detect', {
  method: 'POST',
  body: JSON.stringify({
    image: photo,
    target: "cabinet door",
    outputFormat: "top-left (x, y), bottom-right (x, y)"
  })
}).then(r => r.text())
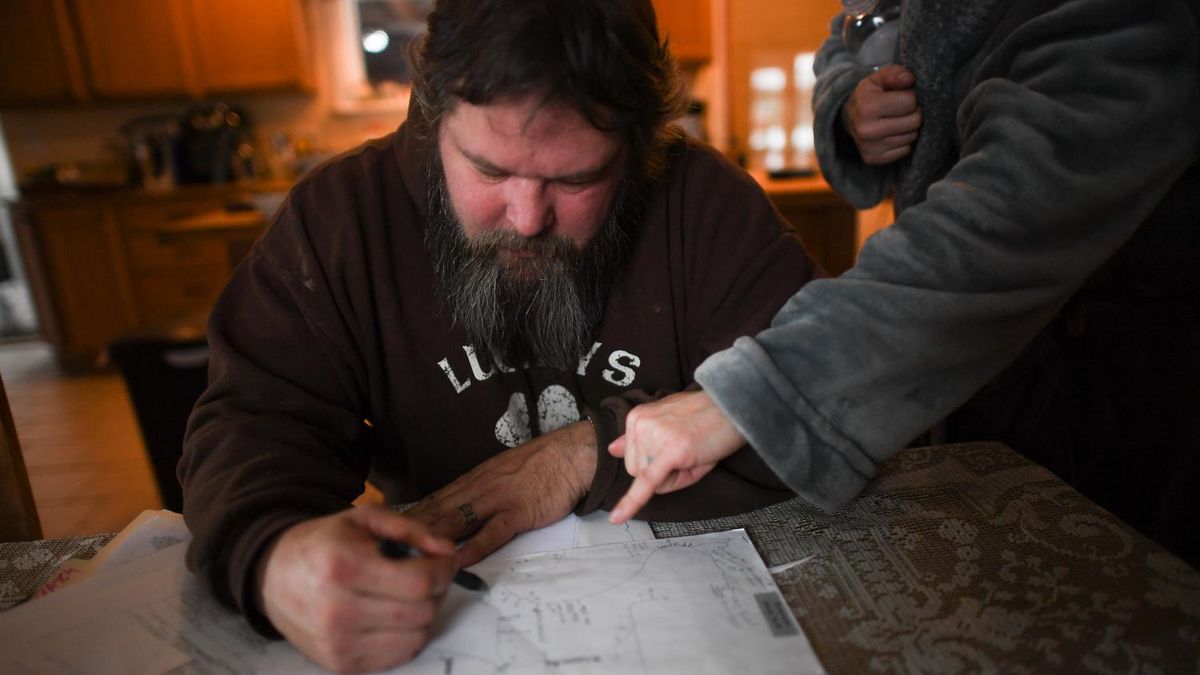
top-left (0, 0), bottom-right (88, 106)
top-left (70, 0), bottom-right (198, 98)
top-left (18, 204), bottom-right (139, 370)
top-left (131, 264), bottom-right (235, 330)
top-left (184, 0), bottom-right (312, 93)
top-left (116, 197), bottom-right (263, 334)
top-left (654, 0), bottom-right (712, 63)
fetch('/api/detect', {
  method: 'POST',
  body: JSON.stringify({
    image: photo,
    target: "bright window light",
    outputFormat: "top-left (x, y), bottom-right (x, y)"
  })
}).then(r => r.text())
top-left (362, 29), bottom-right (390, 54)
top-left (750, 67), bottom-right (788, 92)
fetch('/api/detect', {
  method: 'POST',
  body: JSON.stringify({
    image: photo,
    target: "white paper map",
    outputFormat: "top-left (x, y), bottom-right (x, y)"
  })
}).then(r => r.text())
top-left (407, 529), bottom-right (822, 674)
top-left (0, 524), bottom-right (823, 674)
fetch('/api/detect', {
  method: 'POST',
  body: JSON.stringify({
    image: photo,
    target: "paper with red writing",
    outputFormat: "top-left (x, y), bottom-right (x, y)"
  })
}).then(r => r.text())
top-left (33, 509), bottom-right (191, 599)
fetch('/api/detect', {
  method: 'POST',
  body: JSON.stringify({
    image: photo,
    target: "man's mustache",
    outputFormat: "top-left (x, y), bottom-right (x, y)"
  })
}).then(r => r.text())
top-left (465, 230), bottom-right (580, 261)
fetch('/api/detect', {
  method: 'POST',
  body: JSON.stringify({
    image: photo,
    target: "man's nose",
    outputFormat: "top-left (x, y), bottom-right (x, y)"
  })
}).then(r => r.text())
top-left (505, 178), bottom-right (554, 237)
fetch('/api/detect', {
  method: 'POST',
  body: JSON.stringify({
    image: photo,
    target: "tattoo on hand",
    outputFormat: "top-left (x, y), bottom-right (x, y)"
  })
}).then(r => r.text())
top-left (644, 455), bottom-right (654, 467)
top-left (458, 503), bottom-right (478, 527)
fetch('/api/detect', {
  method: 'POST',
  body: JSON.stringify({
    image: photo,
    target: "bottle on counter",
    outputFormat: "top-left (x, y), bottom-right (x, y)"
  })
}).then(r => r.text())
top-left (121, 114), bottom-right (179, 191)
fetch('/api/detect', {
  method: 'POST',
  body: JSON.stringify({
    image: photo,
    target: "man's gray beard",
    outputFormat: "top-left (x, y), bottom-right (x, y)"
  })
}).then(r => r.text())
top-left (425, 162), bottom-right (635, 371)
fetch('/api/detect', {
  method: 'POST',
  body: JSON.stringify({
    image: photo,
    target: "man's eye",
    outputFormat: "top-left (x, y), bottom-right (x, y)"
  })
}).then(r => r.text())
top-left (556, 177), bottom-right (595, 191)
top-left (477, 168), bottom-right (508, 182)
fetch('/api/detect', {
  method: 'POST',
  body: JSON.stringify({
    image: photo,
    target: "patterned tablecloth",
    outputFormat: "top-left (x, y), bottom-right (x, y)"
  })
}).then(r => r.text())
top-left (3, 442), bottom-right (1198, 673)
top-left (0, 533), bottom-right (112, 611)
top-left (653, 442), bottom-right (1200, 674)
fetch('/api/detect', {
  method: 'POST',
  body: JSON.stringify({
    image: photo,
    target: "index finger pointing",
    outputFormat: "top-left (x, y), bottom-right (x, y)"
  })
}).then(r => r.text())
top-left (609, 475), bottom-right (658, 524)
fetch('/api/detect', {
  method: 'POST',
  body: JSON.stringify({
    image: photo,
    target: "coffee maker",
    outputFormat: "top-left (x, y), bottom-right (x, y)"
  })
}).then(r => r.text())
top-left (175, 103), bottom-right (256, 184)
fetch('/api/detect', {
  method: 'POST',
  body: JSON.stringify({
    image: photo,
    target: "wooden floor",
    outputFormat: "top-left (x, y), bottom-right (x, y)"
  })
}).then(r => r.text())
top-left (1, 339), bottom-right (381, 539)
top-left (0, 340), bottom-right (160, 538)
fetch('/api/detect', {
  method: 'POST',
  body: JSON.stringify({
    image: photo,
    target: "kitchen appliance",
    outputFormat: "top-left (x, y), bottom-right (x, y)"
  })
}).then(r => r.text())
top-left (175, 103), bottom-right (255, 184)
top-left (121, 114), bottom-right (179, 190)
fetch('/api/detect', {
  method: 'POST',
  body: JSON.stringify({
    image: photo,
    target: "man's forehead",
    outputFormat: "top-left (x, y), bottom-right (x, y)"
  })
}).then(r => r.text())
top-left (440, 96), bottom-right (626, 175)
top-left (448, 91), bottom-right (586, 123)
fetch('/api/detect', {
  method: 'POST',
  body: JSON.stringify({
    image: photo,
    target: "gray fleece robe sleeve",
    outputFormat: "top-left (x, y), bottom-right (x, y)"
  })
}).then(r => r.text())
top-left (696, 0), bottom-right (1200, 512)
top-left (812, 14), bottom-right (893, 209)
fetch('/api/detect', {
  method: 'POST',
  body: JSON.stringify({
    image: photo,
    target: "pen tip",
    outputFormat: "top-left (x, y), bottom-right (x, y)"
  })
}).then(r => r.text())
top-left (456, 569), bottom-right (487, 592)
top-left (378, 538), bottom-right (409, 558)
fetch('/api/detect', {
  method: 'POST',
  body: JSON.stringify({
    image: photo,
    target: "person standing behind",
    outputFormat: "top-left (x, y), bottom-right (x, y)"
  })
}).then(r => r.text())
top-left (610, 0), bottom-right (1200, 567)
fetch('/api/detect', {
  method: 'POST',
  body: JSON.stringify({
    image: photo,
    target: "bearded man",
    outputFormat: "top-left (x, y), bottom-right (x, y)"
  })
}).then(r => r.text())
top-left (179, 0), bottom-right (816, 671)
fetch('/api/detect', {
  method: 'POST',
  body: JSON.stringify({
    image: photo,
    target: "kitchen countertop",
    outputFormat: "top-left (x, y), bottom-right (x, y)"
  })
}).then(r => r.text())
top-left (10, 170), bottom-right (833, 205)
top-left (7, 178), bottom-right (294, 204)
top-left (748, 168), bottom-right (854, 205)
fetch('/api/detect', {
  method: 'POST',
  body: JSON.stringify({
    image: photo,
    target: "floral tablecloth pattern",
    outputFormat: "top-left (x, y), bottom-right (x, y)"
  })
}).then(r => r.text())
top-left (653, 442), bottom-right (1200, 674)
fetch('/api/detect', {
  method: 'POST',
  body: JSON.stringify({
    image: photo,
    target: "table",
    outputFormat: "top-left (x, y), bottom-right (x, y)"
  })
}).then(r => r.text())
top-left (0, 532), bottom-right (111, 611)
top-left (4, 442), bottom-right (1198, 673)
top-left (654, 442), bottom-right (1200, 672)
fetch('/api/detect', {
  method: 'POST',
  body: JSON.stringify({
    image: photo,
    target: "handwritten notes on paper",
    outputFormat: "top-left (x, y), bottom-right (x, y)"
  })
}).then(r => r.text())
top-left (0, 515), bottom-right (823, 674)
top-left (408, 529), bottom-right (823, 674)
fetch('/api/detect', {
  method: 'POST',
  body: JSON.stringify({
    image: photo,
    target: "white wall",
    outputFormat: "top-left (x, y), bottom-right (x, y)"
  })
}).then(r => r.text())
top-left (0, 116), bottom-right (38, 335)
top-left (0, 118), bottom-right (16, 199)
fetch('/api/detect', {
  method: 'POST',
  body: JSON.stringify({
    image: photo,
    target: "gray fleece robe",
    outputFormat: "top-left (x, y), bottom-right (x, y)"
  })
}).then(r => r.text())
top-left (695, 0), bottom-right (1200, 513)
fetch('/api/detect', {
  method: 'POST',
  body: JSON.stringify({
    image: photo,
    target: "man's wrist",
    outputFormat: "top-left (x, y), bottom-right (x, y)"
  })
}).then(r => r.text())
top-left (564, 418), bottom-right (599, 497)
top-left (249, 525), bottom-right (292, 639)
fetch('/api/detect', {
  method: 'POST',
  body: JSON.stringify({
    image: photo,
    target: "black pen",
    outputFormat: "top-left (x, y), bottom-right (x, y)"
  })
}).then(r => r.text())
top-left (378, 539), bottom-right (488, 591)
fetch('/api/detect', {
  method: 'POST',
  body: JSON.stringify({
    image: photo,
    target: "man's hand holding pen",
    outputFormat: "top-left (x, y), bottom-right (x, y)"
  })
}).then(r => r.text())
top-left (259, 505), bottom-right (463, 673)
top-left (255, 422), bottom-right (595, 673)
top-left (378, 538), bottom-right (487, 591)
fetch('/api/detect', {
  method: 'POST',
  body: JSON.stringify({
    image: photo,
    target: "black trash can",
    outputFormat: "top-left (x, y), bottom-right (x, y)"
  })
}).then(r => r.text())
top-left (108, 336), bottom-right (209, 513)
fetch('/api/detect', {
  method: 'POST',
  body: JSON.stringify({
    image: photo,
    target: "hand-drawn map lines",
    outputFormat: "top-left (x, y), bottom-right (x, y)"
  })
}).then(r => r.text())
top-left (414, 533), bottom-right (780, 674)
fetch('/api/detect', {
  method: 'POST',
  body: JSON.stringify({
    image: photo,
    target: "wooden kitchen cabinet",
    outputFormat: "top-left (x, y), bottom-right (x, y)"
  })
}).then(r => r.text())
top-left (0, 0), bottom-right (88, 105)
top-left (0, 0), bottom-right (312, 105)
top-left (12, 186), bottom-right (271, 371)
top-left (184, 0), bottom-right (313, 93)
top-left (71, 0), bottom-right (312, 98)
top-left (654, 0), bottom-right (712, 63)
top-left (70, 0), bottom-right (196, 98)
top-left (14, 199), bottom-right (140, 371)
top-left (117, 201), bottom-right (264, 329)
top-left (752, 170), bottom-right (861, 276)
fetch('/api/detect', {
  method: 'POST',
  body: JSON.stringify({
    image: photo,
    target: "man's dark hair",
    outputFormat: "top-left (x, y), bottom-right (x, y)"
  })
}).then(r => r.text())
top-left (408, 0), bottom-right (688, 179)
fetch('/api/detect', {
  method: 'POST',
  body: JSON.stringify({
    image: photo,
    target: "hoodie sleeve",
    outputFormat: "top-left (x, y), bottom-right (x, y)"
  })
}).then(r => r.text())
top-left (696, 0), bottom-right (1200, 511)
top-left (179, 196), bottom-right (374, 636)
